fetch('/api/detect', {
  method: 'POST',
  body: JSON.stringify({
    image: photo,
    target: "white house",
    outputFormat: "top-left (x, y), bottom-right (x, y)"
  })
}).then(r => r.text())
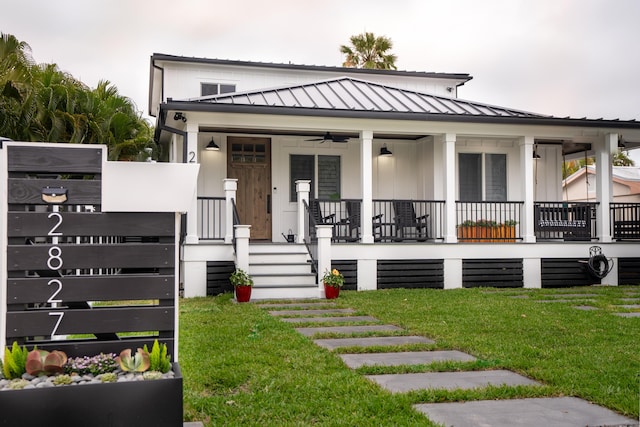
top-left (563, 165), bottom-right (640, 203)
top-left (149, 53), bottom-right (640, 299)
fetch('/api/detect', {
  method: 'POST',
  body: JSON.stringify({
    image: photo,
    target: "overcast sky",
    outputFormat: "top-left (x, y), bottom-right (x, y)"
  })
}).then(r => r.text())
top-left (3, 0), bottom-right (640, 160)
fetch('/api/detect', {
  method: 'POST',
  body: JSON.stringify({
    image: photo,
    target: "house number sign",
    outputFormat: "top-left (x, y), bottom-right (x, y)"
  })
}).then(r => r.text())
top-left (46, 209), bottom-right (65, 336)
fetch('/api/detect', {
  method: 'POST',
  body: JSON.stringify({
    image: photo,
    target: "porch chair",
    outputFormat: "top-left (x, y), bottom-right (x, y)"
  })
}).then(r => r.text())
top-left (343, 201), bottom-right (384, 242)
top-left (392, 200), bottom-right (429, 241)
top-left (309, 200), bottom-right (338, 240)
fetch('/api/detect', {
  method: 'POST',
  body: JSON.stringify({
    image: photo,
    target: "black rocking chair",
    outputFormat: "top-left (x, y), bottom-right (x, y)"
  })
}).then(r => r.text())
top-left (393, 200), bottom-right (429, 241)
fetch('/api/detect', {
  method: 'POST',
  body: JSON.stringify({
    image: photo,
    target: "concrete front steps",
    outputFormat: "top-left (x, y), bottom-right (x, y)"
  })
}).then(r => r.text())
top-left (248, 243), bottom-right (319, 300)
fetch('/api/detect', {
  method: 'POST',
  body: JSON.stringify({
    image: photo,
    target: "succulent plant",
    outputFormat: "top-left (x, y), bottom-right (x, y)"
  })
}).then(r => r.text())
top-left (3, 342), bottom-right (28, 379)
top-left (116, 348), bottom-right (150, 372)
top-left (52, 374), bottom-right (72, 386)
top-left (143, 371), bottom-right (163, 381)
top-left (25, 349), bottom-right (67, 376)
top-left (8, 379), bottom-right (29, 390)
top-left (100, 372), bottom-right (117, 383)
top-left (143, 340), bottom-right (172, 374)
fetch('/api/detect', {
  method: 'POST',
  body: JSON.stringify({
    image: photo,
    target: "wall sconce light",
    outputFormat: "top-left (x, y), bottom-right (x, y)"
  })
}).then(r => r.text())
top-left (173, 112), bottom-right (186, 122)
top-left (379, 144), bottom-right (393, 157)
top-left (205, 138), bottom-right (220, 151)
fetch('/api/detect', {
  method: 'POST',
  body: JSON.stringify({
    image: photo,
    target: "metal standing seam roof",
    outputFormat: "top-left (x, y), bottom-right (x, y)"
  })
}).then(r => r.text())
top-left (182, 77), bottom-right (550, 119)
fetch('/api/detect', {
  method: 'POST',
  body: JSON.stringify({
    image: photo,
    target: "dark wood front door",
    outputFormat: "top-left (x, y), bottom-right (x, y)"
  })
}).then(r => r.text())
top-left (227, 137), bottom-right (272, 240)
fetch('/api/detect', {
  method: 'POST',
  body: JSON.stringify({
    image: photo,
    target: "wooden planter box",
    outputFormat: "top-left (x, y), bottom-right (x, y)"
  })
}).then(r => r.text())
top-left (493, 225), bottom-right (516, 242)
top-left (458, 225), bottom-right (516, 242)
top-left (0, 363), bottom-right (183, 427)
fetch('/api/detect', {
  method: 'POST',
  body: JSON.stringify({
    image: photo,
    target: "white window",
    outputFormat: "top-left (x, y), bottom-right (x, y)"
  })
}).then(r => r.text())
top-left (201, 83), bottom-right (236, 97)
top-left (459, 153), bottom-right (507, 201)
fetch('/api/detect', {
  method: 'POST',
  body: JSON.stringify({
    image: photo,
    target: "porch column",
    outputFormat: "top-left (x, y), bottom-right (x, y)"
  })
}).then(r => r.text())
top-left (184, 123), bottom-right (200, 244)
top-left (519, 136), bottom-right (536, 243)
top-left (224, 179), bottom-right (238, 244)
top-left (443, 133), bottom-right (458, 243)
top-left (596, 133), bottom-right (616, 243)
top-left (316, 225), bottom-right (333, 297)
top-left (234, 225), bottom-right (251, 272)
top-left (296, 180), bottom-right (311, 244)
top-left (361, 130), bottom-right (374, 244)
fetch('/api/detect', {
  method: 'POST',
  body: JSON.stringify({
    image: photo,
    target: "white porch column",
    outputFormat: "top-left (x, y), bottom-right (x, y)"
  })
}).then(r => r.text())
top-left (234, 225), bottom-right (251, 272)
top-left (596, 133), bottom-right (616, 243)
top-left (443, 133), bottom-right (458, 243)
top-left (185, 124), bottom-right (200, 244)
top-left (361, 130), bottom-right (374, 243)
top-left (316, 225), bottom-right (333, 297)
top-left (519, 136), bottom-right (536, 243)
top-left (296, 180), bottom-right (311, 244)
top-left (224, 179), bottom-right (238, 244)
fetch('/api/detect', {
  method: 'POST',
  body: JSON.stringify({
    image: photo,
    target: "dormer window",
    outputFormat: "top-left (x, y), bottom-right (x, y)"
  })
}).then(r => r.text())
top-left (201, 83), bottom-right (236, 96)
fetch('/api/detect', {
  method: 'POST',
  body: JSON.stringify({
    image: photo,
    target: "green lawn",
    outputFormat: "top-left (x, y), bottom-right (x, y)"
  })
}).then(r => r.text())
top-left (179, 286), bottom-right (640, 426)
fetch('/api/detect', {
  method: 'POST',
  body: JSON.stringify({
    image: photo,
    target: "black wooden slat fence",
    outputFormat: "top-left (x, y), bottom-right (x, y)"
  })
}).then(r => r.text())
top-left (4, 144), bottom-right (177, 359)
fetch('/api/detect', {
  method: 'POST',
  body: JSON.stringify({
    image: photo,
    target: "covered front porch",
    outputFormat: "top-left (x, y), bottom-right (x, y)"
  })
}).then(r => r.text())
top-left (155, 78), bottom-right (640, 298)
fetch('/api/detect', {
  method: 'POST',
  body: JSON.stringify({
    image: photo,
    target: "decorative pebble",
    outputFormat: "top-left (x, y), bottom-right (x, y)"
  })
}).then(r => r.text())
top-left (0, 368), bottom-right (176, 391)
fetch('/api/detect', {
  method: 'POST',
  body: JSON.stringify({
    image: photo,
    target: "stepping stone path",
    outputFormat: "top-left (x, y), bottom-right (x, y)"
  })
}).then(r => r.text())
top-left (260, 300), bottom-right (638, 426)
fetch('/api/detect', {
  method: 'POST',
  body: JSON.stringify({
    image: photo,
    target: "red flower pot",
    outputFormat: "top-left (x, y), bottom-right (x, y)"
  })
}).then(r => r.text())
top-left (324, 284), bottom-right (340, 299)
top-left (235, 285), bottom-right (252, 303)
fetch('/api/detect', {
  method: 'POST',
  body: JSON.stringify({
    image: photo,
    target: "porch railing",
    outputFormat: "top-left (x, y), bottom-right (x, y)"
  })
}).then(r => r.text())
top-left (231, 198), bottom-right (240, 253)
top-left (197, 196), bottom-right (225, 240)
top-left (310, 199), bottom-right (445, 242)
top-left (303, 199), bottom-right (318, 273)
top-left (456, 201), bottom-right (524, 242)
top-left (610, 202), bottom-right (640, 241)
top-left (534, 201), bottom-right (598, 241)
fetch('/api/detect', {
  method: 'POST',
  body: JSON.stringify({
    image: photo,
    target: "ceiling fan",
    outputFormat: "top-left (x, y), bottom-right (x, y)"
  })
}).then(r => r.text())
top-left (305, 132), bottom-right (349, 143)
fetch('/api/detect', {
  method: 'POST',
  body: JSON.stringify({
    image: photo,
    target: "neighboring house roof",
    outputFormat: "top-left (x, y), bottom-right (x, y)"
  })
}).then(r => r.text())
top-left (151, 53), bottom-right (473, 83)
top-left (563, 165), bottom-right (640, 196)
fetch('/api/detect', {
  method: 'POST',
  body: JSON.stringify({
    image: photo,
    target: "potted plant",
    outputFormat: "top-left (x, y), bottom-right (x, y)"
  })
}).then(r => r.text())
top-left (230, 268), bottom-right (253, 302)
top-left (322, 268), bottom-right (344, 299)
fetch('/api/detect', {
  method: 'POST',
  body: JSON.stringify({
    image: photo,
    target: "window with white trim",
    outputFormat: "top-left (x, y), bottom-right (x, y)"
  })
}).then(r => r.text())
top-left (289, 155), bottom-right (341, 202)
top-left (459, 153), bottom-right (507, 201)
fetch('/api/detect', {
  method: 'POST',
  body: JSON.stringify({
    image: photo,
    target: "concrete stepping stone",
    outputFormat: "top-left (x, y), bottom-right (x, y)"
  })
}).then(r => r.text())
top-left (340, 350), bottom-right (476, 369)
top-left (549, 293), bottom-right (597, 298)
top-left (574, 305), bottom-right (598, 310)
top-left (413, 397), bottom-right (638, 427)
top-left (259, 302), bottom-right (336, 308)
top-left (366, 370), bottom-right (538, 393)
top-left (279, 315), bottom-right (379, 324)
top-left (618, 304), bottom-right (640, 309)
top-left (295, 324), bottom-right (403, 337)
top-left (313, 336), bottom-right (434, 350)
top-left (269, 308), bottom-right (355, 316)
top-left (615, 312), bottom-right (640, 318)
top-left (537, 299), bottom-right (593, 303)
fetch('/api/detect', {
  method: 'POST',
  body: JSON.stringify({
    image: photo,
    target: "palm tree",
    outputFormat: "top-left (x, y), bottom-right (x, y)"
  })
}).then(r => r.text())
top-left (0, 32), bottom-right (157, 160)
top-left (340, 32), bottom-right (397, 70)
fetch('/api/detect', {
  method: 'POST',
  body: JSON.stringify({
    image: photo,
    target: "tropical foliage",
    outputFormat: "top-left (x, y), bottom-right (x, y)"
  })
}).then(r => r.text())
top-left (0, 33), bottom-right (156, 160)
top-left (340, 32), bottom-right (397, 70)
top-left (562, 150), bottom-right (634, 179)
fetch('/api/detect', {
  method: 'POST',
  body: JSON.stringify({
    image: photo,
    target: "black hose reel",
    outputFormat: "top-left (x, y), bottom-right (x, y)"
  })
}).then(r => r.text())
top-left (585, 246), bottom-right (614, 279)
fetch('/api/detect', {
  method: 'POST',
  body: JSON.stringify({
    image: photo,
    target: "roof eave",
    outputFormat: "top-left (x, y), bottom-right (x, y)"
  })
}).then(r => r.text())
top-left (150, 53), bottom-right (472, 83)
top-left (160, 101), bottom-right (640, 130)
